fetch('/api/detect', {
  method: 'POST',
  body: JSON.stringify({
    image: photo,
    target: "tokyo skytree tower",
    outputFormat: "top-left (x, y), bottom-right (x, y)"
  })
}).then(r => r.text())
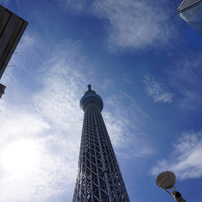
top-left (72, 85), bottom-right (130, 202)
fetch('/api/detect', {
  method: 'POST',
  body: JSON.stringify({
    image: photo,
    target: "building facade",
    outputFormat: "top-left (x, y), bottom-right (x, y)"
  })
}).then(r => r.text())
top-left (178, 0), bottom-right (202, 35)
top-left (0, 5), bottom-right (28, 98)
top-left (72, 85), bottom-right (130, 202)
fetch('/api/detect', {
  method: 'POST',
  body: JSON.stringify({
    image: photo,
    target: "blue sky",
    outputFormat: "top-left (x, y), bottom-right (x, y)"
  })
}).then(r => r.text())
top-left (0, 0), bottom-right (202, 201)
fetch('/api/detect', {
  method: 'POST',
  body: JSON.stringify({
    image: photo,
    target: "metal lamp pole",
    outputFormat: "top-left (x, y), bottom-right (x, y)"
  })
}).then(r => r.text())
top-left (156, 171), bottom-right (186, 202)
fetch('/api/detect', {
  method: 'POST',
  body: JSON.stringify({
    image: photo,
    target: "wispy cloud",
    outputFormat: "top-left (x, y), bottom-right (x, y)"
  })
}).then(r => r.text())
top-left (0, 35), bottom-right (86, 201)
top-left (104, 92), bottom-right (155, 158)
top-left (0, 0), bottom-right (21, 9)
top-left (0, 0), bottom-right (10, 6)
top-left (0, 31), bottom-right (155, 201)
top-left (60, 0), bottom-right (91, 13)
top-left (16, 0), bottom-right (20, 9)
top-left (61, 0), bottom-right (175, 52)
top-left (143, 75), bottom-right (174, 103)
top-left (167, 53), bottom-right (202, 110)
top-left (151, 132), bottom-right (202, 180)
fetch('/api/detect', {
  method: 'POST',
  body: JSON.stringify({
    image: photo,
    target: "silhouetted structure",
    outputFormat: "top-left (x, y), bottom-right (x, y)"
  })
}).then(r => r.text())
top-left (0, 83), bottom-right (5, 98)
top-left (72, 85), bottom-right (130, 202)
top-left (178, 0), bottom-right (202, 35)
top-left (0, 5), bottom-right (28, 98)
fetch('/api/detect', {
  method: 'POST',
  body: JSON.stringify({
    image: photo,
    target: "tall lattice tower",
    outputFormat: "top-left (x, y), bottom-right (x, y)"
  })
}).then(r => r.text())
top-left (72, 85), bottom-right (130, 202)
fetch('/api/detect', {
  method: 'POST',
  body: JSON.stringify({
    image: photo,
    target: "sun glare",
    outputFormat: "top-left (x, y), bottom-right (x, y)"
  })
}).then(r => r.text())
top-left (2, 140), bottom-right (38, 174)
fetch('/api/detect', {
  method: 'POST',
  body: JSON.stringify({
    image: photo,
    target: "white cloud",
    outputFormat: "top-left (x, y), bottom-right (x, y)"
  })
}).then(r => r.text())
top-left (0, 104), bottom-right (50, 139)
top-left (0, 102), bottom-right (77, 201)
top-left (0, 137), bottom-right (77, 202)
top-left (60, 0), bottom-right (174, 52)
top-left (151, 132), bottom-right (202, 180)
top-left (92, 0), bottom-right (173, 52)
top-left (143, 75), bottom-right (174, 103)
top-left (0, 34), bottom-right (87, 201)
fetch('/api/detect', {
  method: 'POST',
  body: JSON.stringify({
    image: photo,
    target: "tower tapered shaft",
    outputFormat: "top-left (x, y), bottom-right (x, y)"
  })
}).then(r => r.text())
top-left (73, 85), bottom-right (130, 202)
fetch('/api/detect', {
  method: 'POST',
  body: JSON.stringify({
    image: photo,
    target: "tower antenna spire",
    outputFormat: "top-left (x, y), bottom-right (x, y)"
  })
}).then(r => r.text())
top-left (88, 84), bottom-right (91, 91)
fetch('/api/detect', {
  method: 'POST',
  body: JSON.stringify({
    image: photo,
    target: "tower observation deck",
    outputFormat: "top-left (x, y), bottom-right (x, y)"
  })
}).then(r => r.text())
top-left (72, 85), bottom-right (130, 202)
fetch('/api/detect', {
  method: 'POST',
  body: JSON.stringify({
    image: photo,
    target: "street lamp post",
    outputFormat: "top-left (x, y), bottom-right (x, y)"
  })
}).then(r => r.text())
top-left (156, 171), bottom-right (186, 202)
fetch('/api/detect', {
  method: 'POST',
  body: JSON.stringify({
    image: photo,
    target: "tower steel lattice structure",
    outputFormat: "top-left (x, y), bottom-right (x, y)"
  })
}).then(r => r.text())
top-left (72, 85), bottom-right (130, 202)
